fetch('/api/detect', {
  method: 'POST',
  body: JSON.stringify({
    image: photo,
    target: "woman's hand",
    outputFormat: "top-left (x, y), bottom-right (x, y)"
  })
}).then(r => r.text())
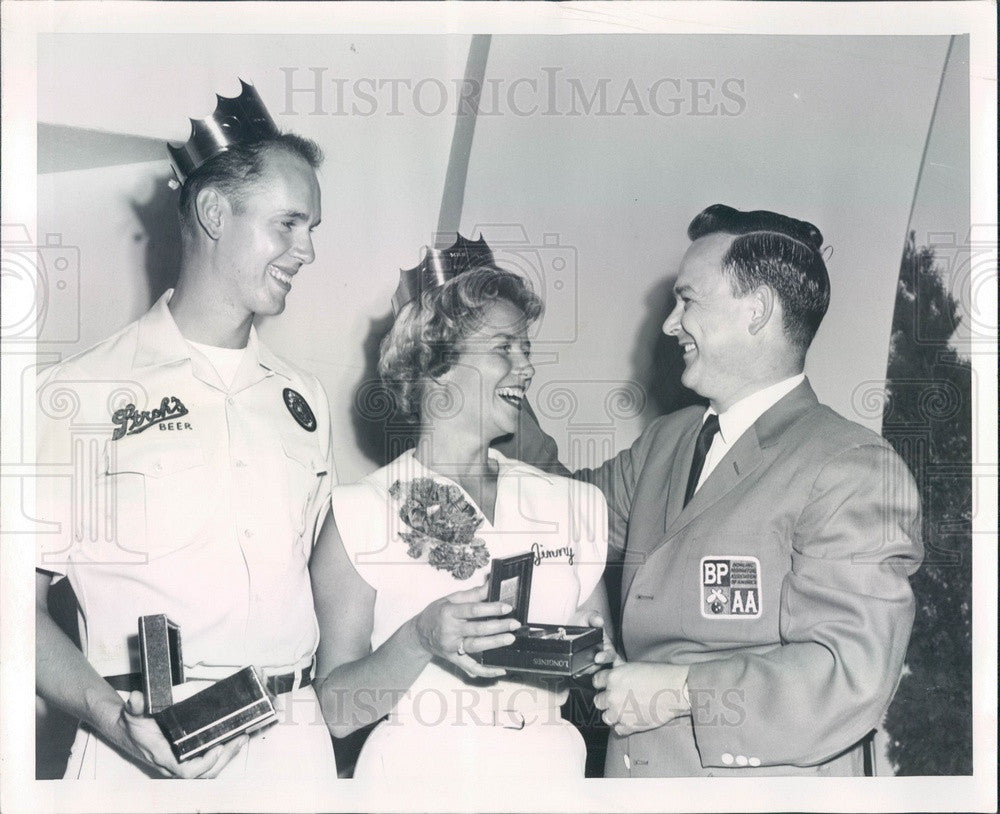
top-left (414, 584), bottom-right (520, 679)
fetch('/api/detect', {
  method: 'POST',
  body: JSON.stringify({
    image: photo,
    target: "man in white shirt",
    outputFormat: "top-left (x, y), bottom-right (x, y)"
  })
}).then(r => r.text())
top-left (35, 82), bottom-right (337, 780)
top-left (514, 204), bottom-right (923, 776)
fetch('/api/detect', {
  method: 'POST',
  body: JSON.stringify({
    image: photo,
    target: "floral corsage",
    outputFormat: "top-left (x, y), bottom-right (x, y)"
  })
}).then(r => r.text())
top-left (389, 478), bottom-right (490, 580)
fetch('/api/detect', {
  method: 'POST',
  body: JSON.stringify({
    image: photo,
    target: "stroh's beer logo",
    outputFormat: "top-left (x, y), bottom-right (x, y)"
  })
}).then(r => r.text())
top-left (112, 396), bottom-right (189, 440)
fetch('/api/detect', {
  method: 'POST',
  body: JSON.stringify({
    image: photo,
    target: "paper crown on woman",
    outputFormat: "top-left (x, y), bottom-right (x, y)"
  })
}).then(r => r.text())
top-left (391, 234), bottom-right (496, 314)
top-left (167, 79), bottom-right (279, 184)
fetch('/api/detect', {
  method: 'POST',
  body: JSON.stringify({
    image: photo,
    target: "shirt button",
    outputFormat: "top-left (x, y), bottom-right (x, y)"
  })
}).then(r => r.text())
top-left (227, 397), bottom-right (235, 405)
top-left (623, 754), bottom-right (631, 770)
top-left (748, 757), bottom-right (761, 767)
top-left (244, 529), bottom-right (254, 538)
top-left (721, 753), bottom-right (734, 765)
top-left (153, 462), bottom-right (163, 472)
top-left (235, 460), bottom-right (246, 469)
top-left (735, 755), bottom-right (748, 767)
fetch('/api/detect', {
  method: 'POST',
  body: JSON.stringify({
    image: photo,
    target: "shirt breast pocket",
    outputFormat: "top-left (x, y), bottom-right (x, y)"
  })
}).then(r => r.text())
top-left (103, 439), bottom-right (208, 560)
top-left (280, 435), bottom-right (327, 542)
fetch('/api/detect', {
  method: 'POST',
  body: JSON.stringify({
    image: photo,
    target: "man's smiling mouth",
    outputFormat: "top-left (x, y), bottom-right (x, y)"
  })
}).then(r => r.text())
top-left (268, 265), bottom-right (295, 286)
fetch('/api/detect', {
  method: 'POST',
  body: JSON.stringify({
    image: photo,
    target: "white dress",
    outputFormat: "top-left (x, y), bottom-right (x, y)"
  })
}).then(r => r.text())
top-left (328, 449), bottom-right (609, 780)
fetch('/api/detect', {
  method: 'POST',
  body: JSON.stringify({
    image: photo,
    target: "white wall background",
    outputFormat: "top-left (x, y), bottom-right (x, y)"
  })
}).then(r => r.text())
top-left (36, 33), bottom-right (954, 482)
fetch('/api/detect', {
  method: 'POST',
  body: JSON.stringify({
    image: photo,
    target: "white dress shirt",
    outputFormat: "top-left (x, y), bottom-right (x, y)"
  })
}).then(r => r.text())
top-left (695, 374), bottom-right (806, 493)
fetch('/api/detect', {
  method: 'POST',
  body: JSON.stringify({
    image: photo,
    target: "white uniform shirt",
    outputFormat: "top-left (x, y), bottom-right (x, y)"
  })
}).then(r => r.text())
top-left (36, 290), bottom-right (336, 679)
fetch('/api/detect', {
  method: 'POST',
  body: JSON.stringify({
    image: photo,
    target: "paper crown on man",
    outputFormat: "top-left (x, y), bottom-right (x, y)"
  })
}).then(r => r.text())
top-left (166, 79), bottom-right (279, 184)
top-left (391, 234), bottom-right (498, 315)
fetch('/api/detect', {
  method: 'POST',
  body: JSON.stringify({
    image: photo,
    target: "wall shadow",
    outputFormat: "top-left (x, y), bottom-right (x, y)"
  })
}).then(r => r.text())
top-left (630, 275), bottom-right (706, 420)
top-left (350, 312), bottom-right (417, 469)
top-left (130, 176), bottom-right (182, 308)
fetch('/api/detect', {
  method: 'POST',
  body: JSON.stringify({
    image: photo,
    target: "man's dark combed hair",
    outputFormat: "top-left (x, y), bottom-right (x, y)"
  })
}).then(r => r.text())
top-left (178, 134), bottom-right (323, 227)
top-left (688, 203), bottom-right (830, 350)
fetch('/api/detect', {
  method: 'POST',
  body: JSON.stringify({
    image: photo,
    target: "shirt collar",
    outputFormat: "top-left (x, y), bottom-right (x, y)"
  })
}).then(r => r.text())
top-left (132, 288), bottom-right (291, 378)
top-left (706, 373), bottom-right (806, 444)
top-left (489, 447), bottom-right (555, 485)
top-left (394, 447), bottom-right (554, 487)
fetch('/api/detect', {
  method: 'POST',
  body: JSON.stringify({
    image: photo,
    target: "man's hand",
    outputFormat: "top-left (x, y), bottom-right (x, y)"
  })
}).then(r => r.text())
top-left (115, 691), bottom-right (248, 778)
top-left (569, 609), bottom-right (618, 668)
top-left (592, 661), bottom-right (691, 737)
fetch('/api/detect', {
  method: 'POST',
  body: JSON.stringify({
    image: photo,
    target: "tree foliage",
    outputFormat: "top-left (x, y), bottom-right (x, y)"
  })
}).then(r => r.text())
top-left (881, 232), bottom-right (972, 775)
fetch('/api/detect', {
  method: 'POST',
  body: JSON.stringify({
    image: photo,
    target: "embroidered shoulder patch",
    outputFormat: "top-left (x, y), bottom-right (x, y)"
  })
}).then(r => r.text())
top-left (283, 388), bottom-right (317, 432)
top-left (700, 556), bottom-right (762, 619)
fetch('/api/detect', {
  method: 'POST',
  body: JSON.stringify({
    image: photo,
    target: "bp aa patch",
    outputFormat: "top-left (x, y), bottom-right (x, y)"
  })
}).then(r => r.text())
top-left (700, 555), bottom-right (762, 619)
top-left (283, 388), bottom-right (317, 432)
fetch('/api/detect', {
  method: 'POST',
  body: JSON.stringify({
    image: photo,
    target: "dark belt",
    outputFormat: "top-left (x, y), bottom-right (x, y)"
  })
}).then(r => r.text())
top-left (105, 662), bottom-right (313, 697)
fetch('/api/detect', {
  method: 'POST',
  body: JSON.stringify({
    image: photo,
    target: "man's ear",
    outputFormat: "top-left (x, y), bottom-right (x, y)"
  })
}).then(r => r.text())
top-left (747, 285), bottom-right (775, 336)
top-left (194, 187), bottom-right (226, 240)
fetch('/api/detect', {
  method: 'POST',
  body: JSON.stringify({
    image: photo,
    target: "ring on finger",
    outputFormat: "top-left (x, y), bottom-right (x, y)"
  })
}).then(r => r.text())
top-left (457, 638), bottom-right (467, 656)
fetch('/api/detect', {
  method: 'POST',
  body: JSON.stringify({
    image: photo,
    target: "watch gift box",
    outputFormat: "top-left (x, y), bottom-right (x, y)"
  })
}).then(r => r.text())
top-left (137, 614), bottom-right (277, 761)
top-left (473, 553), bottom-right (604, 678)
top-left (138, 614), bottom-right (184, 714)
top-left (153, 666), bottom-right (276, 762)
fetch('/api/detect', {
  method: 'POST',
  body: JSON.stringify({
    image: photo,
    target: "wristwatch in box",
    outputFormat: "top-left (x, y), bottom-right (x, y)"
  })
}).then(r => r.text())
top-left (473, 553), bottom-right (604, 678)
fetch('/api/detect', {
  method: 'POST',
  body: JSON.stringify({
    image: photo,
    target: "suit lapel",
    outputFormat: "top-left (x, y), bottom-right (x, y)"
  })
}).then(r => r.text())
top-left (662, 418), bottom-right (701, 533)
top-left (650, 380), bottom-right (819, 555)
top-left (661, 428), bottom-right (764, 542)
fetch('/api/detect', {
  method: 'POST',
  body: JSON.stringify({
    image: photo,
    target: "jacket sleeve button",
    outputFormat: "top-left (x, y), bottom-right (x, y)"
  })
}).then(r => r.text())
top-left (721, 753), bottom-right (734, 765)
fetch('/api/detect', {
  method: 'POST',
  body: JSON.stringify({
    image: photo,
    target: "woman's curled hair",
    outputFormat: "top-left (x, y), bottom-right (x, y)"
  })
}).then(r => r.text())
top-left (379, 267), bottom-right (542, 419)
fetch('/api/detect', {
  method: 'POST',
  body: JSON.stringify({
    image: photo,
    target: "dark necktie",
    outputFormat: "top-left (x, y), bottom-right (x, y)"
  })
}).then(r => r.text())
top-left (683, 413), bottom-right (721, 507)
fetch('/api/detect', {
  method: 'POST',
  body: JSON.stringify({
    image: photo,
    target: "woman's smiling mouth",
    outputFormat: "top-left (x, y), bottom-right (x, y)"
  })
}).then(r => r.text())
top-left (496, 385), bottom-right (526, 408)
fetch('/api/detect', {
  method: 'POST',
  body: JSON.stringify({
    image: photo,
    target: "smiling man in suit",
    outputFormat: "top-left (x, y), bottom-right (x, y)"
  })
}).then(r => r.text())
top-left (511, 203), bottom-right (923, 776)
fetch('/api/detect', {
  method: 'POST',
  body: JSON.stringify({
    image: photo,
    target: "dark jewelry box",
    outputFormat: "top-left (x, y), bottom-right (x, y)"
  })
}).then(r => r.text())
top-left (138, 614), bottom-right (184, 714)
top-left (153, 667), bottom-right (276, 761)
top-left (137, 614), bottom-right (277, 761)
top-left (474, 553), bottom-right (604, 678)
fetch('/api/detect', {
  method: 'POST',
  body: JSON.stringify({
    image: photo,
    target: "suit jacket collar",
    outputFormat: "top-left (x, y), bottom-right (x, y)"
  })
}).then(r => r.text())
top-left (752, 378), bottom-right (818, 447)
top-left (133, 289), bottom-right (292, 383)
top-left (661, 378), bottom-right (818, 539)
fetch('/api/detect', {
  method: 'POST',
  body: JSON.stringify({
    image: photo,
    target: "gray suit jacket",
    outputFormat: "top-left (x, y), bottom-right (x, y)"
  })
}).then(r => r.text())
top-left (512, 380), bottom-right (923, 776)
